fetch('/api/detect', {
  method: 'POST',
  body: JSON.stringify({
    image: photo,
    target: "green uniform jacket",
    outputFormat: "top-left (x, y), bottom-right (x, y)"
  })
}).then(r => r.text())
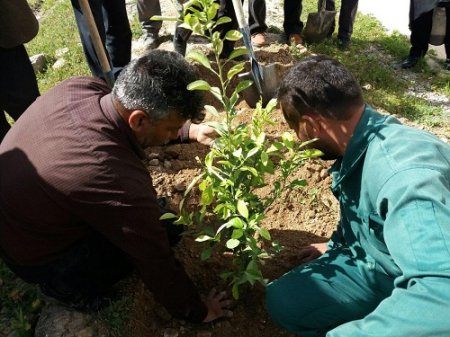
top-left (328, 106), bottom-right (450, 336)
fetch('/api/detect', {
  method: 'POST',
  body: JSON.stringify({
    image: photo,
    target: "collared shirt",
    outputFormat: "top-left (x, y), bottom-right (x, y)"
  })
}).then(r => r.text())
top-left (0, 76), bottom-right (206, 322)
top-left (327, 105), bottom-right (450, 336)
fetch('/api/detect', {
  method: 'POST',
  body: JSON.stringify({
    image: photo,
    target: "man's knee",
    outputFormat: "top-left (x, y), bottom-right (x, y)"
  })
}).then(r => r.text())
top-left (266, 277), bottom-right (310, 335)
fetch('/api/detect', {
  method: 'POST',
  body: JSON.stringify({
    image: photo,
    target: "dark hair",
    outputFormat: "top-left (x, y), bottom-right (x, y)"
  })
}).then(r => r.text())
top-left (278, 55), bottom-right (363, 124)
top-left (112, 50), bottom-right (204, 123)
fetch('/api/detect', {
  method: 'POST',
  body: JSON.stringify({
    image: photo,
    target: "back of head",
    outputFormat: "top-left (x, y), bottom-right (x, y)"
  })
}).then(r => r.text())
top-left (278, 55), bottom-right (363, 125)
top-left (112, 50), bottom-right (204, 123)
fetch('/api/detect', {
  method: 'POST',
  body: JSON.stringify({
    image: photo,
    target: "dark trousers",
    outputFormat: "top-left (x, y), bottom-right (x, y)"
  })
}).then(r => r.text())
top-left (174, 0), bottom-right (267, 56)
top-left (0, 45), bottom-right (39, 142)
top-left (6, 200), bottom-right (183, 308)
top-left (323, 0), bottom-right (359, 41)
top-left (70, 0), bottom-right (132, 79)
top-left (284, 0), bottom-right (303, 37)
top-left (409, 2), bottom-right (450, 58)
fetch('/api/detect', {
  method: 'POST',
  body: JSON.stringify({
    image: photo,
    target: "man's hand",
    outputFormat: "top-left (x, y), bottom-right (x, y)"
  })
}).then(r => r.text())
top-left (297, 242), bottom-right (328, 263)
top-left (189, 123), bottom-right (218, 146)
top-left (202, 288), bottom-right (233, 322)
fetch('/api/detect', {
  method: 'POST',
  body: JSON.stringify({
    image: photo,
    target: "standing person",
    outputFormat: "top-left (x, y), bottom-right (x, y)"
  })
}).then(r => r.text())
top-left (70, 0), bottom-right (132, 79)
top-left (137, 0), bottom-right (162, 51)
top-left (321, 0), bottom-right (359, 49)
top-left (402, 0), bottom-right (450, 69)
top-left (0, 50), bottom-right (231, 323)
top-left (173, 0), bottom-right (268, 57)
top-left (266, 55), bottom-right (450, 336)
top-left (0, 0), bottom-right (40, 142)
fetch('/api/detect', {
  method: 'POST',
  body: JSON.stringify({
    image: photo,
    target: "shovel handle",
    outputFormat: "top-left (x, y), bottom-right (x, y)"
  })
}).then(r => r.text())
top-left (231, 0), bottom-right (246, 29)
top-left (78, 0), bottom-right (114, 88)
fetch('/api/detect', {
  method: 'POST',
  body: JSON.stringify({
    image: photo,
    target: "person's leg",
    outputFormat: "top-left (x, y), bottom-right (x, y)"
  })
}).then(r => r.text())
top-left (409, 6), bottom-right (433, 58)
top-left (337, 0), bottom-right (358, 43)
top-left (248, 0), bottom-right (267, 34)
top-left (102, 0), bottom-right (132, 78)
top-left (266, 248), bottom-right (394, 337)
top-left (137, 0), bottom-right (162, 36)
top-left (71, 0), bottom-right (107, 78)
top-left (283, 0), bottom-right (303, 43)
top-left (7, 232), bottom-right (133, 310)
top-left (444, 5), bottom-right (450, 69)
top-left (249, 0), bottom-right (268, 46)
top-left (0, 45), bottom-right (40, 141)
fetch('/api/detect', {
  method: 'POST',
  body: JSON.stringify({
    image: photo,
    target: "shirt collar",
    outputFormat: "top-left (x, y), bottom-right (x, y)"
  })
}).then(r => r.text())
top-left (100, 93), bottom-right (146, 160)
top-left (330, 105), bottom-right (393, 187)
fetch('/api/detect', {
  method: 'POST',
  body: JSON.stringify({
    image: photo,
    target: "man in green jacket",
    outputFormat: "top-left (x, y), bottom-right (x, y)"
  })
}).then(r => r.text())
top-left (266, 55), bottom-right (450, 336)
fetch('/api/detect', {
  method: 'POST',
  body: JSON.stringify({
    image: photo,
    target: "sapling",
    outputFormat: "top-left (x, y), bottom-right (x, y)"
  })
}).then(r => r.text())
top-left (158, 0), bottom-right (322, 299)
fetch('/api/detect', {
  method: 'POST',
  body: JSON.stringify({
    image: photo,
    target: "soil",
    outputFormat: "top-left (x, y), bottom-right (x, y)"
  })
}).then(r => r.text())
top-left (125, 47), bottom-right (339, 336)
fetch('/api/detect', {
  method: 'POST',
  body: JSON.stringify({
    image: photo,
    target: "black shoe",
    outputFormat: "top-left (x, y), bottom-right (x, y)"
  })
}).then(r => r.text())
top-left (401, 55), bottom-right (421, 69)
top-left (444, 59), bottom-right (450, 71)
top-left (337, 38), bottom-right (350, 50)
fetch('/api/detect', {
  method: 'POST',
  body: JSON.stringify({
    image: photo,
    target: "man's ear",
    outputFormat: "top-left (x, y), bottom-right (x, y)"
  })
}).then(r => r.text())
top-left (300, 115), bottom-right (321, 139)
top-left (128, 110), bottom-right (149, 131)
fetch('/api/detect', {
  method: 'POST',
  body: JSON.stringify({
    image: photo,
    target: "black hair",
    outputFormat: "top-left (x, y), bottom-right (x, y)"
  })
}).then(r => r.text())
top-left (112, 50), bottom-right (204, 123)
top-left (278, 55), bottom-right (363, 125)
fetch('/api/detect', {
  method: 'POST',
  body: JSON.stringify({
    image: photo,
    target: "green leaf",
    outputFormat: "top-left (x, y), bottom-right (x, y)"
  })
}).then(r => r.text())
top-left (206, 5), bottom-right (218, 20)
top-left (246, 147), bottom-right (259, 159)
top-left (201, 185), bottom-right (214, 205)
top-left (201, 247), bottom-right (213, 261)
top-left (196, 235), bottom-right (213, 242)
top-left (231, 229), bottom-right (244, 239)
top-left (235, 80), bottom-right (253, 93)
top-left (204, 105), bottom-right (219, 117)
top-left (261, 151), bottom-right (269, 166)
top-left (241, 166), bottom-right (258, 176)
top-left (159, 212), bottom-right (177, 220)
top-left (228, 47), bottom-right (248, 60)
top-left (215, 16), bottom-right (232, 27)
top-left (290, 179), bottom-right (308, 188)
top-left (226, 238), bottom-right (240, 249)
top-left (224, 29), bottom-right (242, 41)
top-left (186, 51), bottom-right (212, 69)
top-left (259, 228), bottom-right (271, 240)
top-left (227, 63), bottom-right (245, 80)
top-left (187, 80), bottom-right (211, 91)
top-left (237, 199), bottom-right (249, 219)
top-left (232, 148), bottom-right (242, 158)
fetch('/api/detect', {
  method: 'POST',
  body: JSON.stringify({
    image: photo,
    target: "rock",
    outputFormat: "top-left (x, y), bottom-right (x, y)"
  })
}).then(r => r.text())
top-left (55, 47), bottom-right (69, 58)
top-left (197, 331), bottom-right (212, 337)
top-left (148, 152), bottom-right (160, 160)
top-left (164, 149), bottom-right (180, 159)
top-left (174, 183), bottom-right (185, 192)
top-left (319, 169), bottom-right (329, 179)
top-left (30, 53), bottom-right (47, 73)
top-left (163, 328), bottom-right (179, 337)
top-left (149, 158), bottom-right (159, 166)
top-left (163, 160), bottom-right (172, 169)
top-left (52, 58), bottom-right (66, 70)
top-left (35, 304), bottom-right (94, 337)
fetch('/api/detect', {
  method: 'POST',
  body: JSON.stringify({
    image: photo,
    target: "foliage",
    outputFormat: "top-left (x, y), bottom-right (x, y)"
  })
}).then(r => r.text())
top-left (159, 0), bottom-right (322, 298)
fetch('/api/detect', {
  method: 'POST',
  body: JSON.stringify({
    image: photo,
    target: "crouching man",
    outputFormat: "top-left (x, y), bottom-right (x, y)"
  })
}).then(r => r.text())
top-left (266, 55), bottom-right (450, 336)
top-left (0, 50), bottom-right (230, 323)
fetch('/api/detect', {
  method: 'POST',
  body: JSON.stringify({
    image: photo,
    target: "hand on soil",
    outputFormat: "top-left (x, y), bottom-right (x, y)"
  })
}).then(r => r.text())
top-left (202, 288), bottom-right (233, 322)
top-left (297, 242), bottom-right (328, 263)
